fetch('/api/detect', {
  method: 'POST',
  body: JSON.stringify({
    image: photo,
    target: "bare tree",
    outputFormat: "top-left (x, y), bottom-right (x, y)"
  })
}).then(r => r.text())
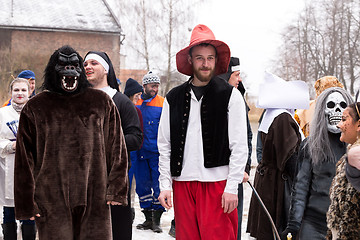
top-left (273, 0), bottom-right (360, 95)
top-left (112, 0), bottom-right (204, 94)
top-left (157, 0), bottom-right (202, 94)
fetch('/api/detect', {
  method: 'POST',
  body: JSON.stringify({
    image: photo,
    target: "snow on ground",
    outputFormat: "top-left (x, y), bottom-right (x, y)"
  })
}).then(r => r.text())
top-left (0, 171), bottom-right (255, 240)
top-left (132, 122), bottom-right (259, 240)
top-left (132, 168), bottom-right (256, 240)
top-left (0, 126), bottom-right (259, 240)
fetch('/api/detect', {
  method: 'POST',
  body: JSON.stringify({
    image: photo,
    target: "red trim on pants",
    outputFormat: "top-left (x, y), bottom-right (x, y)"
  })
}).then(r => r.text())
top-left (173, 180), bottom-right (238, 240)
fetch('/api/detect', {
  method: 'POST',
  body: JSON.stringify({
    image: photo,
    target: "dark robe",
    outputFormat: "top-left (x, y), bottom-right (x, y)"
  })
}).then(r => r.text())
top-left (247, 112), bottom-right (302, 240)
top-left (14, 88), bottom-right (128, 240)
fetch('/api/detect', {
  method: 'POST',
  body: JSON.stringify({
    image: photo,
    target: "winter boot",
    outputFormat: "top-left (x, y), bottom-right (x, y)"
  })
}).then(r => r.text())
top-left (136, 209), bottom-right (153, 230)
top-left (168, 219), bottom-right (175, 238)
top-left (152, 210), bottom-right (163, 233)
top-left (1, 222), bottom-right (17, 240)
top-left (21, 224), bottom-right (36, 240)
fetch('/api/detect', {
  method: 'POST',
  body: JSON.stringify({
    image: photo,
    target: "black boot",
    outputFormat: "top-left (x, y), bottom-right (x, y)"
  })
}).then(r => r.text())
top-left (152, 210), bottom-right (163, 233)
top-left (21, 224), bottom-right (36, 240)
top-left (136, 209), bottom-right (153, 230)
top-left (168, 219), bottom-right (175, 238)
top-left (2, 222), bottom-right (17, 240)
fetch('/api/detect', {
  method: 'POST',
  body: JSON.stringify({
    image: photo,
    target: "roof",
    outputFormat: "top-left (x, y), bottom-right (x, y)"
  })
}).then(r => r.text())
top-left (0, 0), bottom-right (122, 35)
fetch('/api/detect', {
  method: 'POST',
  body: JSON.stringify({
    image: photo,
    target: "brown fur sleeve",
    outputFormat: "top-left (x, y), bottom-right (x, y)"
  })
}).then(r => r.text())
top-left (14, 104), bottom-right (38, 220)
top-left (105, 101), bottom-right (129, 205)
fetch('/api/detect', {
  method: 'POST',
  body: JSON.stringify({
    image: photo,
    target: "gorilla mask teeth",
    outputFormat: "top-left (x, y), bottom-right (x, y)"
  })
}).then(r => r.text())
top-left (61, 76), bottom-right (78, 92)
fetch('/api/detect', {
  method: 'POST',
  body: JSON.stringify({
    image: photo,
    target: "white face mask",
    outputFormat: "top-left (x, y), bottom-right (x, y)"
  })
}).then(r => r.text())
top-left (12, 82), bottom-right (30, 105)
top-left (325, 92), bottom-right (347, 134)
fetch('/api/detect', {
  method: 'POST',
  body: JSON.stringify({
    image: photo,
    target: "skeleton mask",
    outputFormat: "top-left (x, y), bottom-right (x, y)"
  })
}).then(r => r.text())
top-left (325, 92), bottom-right (347, 133)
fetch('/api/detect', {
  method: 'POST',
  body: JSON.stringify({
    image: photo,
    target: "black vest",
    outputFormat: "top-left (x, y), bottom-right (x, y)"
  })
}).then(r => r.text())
top-left (166, 76), bottom-right (233, 177)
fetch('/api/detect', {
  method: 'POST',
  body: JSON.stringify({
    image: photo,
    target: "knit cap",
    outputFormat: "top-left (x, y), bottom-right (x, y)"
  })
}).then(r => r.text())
top-left (18, 70), bottom-right (35, 80)
top-left (124, 78), bottom-right (143, 97)
top-left (142, 71), bottom-right (160, 85)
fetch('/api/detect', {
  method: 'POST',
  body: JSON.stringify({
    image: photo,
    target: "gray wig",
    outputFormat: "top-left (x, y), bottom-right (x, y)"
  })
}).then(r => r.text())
top-left (305, 87), bottom-right (353, 165)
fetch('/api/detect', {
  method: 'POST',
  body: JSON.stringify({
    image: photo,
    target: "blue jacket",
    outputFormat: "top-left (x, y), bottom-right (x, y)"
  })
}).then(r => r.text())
top-left (136, 94), bottom-right (164, 153)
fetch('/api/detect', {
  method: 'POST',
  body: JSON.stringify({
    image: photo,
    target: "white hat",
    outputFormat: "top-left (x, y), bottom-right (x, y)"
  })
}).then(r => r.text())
top-left (256, 71), bottom-right (309, 110)
top-left (142, 71), bottom-right (160, 85)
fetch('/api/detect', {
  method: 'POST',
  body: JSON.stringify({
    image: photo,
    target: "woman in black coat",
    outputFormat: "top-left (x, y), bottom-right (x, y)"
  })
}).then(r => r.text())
top-left (281, 87), bottom-right (352, 239)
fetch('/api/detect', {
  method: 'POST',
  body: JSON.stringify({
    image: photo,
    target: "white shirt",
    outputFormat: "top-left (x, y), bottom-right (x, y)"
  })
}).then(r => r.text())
top-left (259, 108), bottom-right (305, 140)
top-left (0, 105), bottom-right (20, 206)
top-left (158, 87), bottom-right (248, 195)
top-left (99, 86), bottom-right (117, 99)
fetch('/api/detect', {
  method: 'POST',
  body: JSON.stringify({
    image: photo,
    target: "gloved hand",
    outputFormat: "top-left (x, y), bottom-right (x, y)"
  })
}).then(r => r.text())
top-left (280, 227), bottom-right (298, 240)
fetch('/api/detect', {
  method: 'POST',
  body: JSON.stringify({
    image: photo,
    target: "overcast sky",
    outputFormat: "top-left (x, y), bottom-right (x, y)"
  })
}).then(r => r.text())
top-left (108, 0), bottom-right (307, 96)
top-left (195, 0), bottom-right (306, 95)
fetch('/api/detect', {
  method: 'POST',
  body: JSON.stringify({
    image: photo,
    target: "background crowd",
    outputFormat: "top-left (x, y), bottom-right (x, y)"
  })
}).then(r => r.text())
top-left (0, 23), bottom-right (359, 240)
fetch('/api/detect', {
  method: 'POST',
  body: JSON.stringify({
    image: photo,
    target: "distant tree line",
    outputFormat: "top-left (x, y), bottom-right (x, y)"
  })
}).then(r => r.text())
top-left (113, 0), bottom-right (204, 95)
top-left (273, 0), bottom-right (360, 95)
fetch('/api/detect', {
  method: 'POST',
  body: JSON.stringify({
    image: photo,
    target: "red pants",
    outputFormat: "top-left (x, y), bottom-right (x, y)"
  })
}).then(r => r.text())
top-left (173, 180), bottom-right (238, 240)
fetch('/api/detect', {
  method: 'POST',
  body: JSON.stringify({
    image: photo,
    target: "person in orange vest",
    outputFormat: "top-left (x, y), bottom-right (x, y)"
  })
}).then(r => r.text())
top-left (135, 71), bottom-right (165, 233)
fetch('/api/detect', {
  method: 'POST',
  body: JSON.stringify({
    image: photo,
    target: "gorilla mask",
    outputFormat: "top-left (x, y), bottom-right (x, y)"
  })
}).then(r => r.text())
top-left (55, 52), bottom-right (81, 92)
top-left (43, 45), bottom-right (90, 95)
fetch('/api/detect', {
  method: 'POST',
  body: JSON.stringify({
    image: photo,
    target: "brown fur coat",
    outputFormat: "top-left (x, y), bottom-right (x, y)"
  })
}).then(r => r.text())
top-left (14, 88), bottom-right (128, 220)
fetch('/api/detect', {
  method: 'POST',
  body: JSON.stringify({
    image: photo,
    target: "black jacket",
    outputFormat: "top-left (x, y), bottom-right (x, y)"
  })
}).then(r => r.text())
top-left (112, 92), bottom-right (143, 152)
top-left (287, 133), bottom-right (346, 231)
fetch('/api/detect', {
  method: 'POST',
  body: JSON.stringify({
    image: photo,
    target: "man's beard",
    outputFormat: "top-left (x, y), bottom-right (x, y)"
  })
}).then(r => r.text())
top-left (193, 67), bottom-right (215, 83)
top-left (144, 88), bottom-right (157, 97)
top-left (142, 88), bottom-right (157, 100)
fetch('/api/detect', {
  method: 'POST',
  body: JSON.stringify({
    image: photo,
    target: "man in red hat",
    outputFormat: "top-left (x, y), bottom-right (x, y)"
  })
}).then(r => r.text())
top-left (158, 24), bottom-right (248, 240)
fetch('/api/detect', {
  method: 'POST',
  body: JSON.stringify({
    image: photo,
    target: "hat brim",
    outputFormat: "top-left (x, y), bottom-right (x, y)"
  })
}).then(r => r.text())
top-left (176, 39), bottom-right (231, 76)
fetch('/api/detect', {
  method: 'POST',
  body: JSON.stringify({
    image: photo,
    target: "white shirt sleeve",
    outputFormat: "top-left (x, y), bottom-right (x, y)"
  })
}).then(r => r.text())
top-left (224, 88), bottom-right (248, 194)
top-left (158, 99), bottom-right (173, 191)
top-left (0, 109), bottom-right (15, 158)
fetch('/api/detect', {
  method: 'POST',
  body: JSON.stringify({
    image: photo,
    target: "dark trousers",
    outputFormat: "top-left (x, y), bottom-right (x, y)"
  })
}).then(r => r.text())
top-left (135, 150), bottom-right (164, 211)
top-left (299, 218), bottom-right (327, 239)
top-left (3, 206), bottom-right (35, 225)
top-left (237, 184), bottom-right (244, 240)
top-left (110, 189), bottom-right (132, 240)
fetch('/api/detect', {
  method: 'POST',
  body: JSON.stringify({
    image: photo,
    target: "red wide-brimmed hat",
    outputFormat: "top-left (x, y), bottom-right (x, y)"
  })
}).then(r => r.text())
top-left (176, 24), bottom-right (231, 76)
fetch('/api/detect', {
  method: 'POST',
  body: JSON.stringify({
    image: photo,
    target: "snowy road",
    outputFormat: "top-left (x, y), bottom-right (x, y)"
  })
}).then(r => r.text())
top-left (132, 170), bottom-right (256, 240)
top-left (132, 122), bottom-right (259, 240)
top-left (0, 125), bottom-right (259, 240)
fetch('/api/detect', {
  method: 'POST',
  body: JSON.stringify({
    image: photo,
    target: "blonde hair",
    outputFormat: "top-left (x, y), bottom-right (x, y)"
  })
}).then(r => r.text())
top-left (9, 78), bottom-right (31, 93)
